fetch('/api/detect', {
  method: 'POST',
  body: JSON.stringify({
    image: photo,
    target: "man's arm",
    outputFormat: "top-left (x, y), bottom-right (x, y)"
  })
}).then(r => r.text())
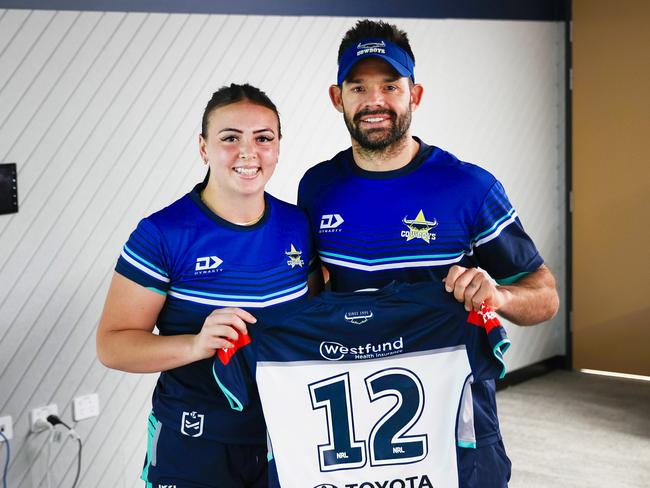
top-left (444, 264), bottom-right (559, 325)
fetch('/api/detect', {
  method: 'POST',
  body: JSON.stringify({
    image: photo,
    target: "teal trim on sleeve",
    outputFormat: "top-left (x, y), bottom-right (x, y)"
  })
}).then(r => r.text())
top-left (457, 440), bottom-right (477, 449)
top-left (493, 338), bottom-right (512, 379)
top-left (124, 244), bottom-right (168, 276)
top-left (496, 271), bottom-right (531, 285)
top-left (472, 208), bottom-right (516, 241)
top-left (212, 364), bottom-right (244, 412)
top-left (146, 287), bottom-right (167, 296)
top-left (267, 452), bottom-right (274, 462)
top-left (496, 338), bottom-right (511, 355)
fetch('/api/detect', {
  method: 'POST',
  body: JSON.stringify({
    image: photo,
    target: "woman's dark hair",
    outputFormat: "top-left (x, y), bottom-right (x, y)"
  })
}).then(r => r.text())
top-left (201, 83), bottom-right (281, 139)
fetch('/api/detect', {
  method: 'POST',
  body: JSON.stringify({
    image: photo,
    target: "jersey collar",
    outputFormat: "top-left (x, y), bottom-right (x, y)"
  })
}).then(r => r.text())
top-left (189, 182), bottom-right (272, 231)
top-left (345, 136), bottom-right (436, 179)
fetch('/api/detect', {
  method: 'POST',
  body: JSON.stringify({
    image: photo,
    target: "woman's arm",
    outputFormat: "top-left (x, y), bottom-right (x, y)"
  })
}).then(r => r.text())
top-left (96, 273), bottom-right (255, 373)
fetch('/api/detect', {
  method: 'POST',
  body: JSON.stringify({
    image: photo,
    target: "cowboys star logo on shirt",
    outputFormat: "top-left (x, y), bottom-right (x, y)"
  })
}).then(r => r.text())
top-left (285, 244), bottom-right (304, 268)
top-left (401, 210), bottom-right (438, 243)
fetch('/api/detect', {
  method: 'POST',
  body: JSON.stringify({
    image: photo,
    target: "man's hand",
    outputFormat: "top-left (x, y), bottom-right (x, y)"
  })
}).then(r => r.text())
top-left (443, 265), bottom-right (508, 312)
top-left (191, 308), bottom-right (257, 361)
top-left (444, 264), bottom-right (559, 325)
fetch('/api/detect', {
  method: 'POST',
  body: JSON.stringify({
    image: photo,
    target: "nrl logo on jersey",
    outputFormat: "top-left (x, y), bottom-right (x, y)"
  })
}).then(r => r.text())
top-left (195, 255), bottom-right (223, 274)
top-left (285, 244), bottom-right (304, 268)
top-left (401, 210), bottom-right (437, 243)
top-left (180, 411), bottom-right (204, 437)
top-left (344, 310), bottom-right (374, 325)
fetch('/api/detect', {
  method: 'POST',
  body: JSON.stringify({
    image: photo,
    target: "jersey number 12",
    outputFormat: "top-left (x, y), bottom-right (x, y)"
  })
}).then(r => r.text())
top-left (308, 367), bottom-right (428, 471)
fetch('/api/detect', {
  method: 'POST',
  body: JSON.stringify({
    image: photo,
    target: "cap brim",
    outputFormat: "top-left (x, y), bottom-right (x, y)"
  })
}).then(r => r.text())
top-left (338, 54), bottom-right (412, 85)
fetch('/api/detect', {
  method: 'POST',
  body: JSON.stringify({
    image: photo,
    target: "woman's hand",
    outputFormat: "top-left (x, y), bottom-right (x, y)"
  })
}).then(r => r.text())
top-left (98, 274), bottom-right (259, 372)
top-left (191, 307), bottom-right (257, 361)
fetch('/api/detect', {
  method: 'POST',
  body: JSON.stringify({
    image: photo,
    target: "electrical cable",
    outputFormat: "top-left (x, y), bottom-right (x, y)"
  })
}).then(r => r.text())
top-left (46, 416), bottom-right (82, 488)
top-left (0, 430), bottom-right (10, 488)
top-left (46, 426), bottom-right (54, 488)
top-left (31, 419), bottom-right (55, 488)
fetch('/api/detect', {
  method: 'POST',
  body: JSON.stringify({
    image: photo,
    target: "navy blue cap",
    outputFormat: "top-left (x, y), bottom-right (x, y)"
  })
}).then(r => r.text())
top-left (337, 38), bottom-right (415, 85)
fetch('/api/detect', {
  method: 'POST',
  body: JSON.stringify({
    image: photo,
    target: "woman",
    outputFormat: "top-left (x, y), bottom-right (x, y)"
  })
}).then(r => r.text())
top-left (97, 84), bottom-right (319, 487)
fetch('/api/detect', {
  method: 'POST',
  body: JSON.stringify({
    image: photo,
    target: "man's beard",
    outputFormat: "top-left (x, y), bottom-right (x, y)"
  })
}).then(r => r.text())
top-left (344, 107), bottom-right (412, 151)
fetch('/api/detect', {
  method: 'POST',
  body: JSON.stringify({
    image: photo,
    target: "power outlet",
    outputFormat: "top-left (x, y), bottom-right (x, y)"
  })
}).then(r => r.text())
top-left (73, 393), bottom-right (100, 421)
top-left (30, 404), bottom-right (58, 432)
top-left (0, 415), bottom-right (12, 441)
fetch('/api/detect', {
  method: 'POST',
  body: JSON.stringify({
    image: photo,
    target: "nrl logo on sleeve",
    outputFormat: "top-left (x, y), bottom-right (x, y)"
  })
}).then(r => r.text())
top-left (285, 244), bottom-right (304, 268)
top-left (401, 210), bottom-right (437, 243)
top-left (344, 310), bottom-right (374, 325)
top-left (195, 256), bottom-right (223, 274)
top-left (180, 411), bottom-right (204, 437)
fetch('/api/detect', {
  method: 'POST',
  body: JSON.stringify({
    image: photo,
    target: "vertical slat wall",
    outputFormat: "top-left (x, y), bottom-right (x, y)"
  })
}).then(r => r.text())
top-left (0, 10), bottom-right (565, 487)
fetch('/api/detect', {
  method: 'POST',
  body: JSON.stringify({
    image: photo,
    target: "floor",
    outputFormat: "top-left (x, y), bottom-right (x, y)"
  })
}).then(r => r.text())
top-left (498, 370), bottom-right (650, 488)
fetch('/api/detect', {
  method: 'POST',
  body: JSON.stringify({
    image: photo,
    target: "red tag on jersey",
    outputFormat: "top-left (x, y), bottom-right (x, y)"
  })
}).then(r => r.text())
top-left (467, 303), bottom-right (501, 333)
top-left (217, 333), bottom-right (252, 365)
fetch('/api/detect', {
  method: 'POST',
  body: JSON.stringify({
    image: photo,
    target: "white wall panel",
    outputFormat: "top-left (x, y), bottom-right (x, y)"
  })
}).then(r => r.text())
top-left (0, 10), bottom-right (566, 486)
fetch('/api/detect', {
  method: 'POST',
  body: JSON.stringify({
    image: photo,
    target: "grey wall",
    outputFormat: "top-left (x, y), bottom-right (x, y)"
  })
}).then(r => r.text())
top-left (0, 9), bottom-right (565, 487)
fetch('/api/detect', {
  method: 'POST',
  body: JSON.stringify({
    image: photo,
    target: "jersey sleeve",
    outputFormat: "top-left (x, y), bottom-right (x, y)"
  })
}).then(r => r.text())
top-left (297, 168), bottom-right (321, 234)
top-left (471, 180), bottom-right (544, 284)
top-left (295, 184), bottom-right (321, 277)
top-left (212, 333), bottom-right (255, 412)
top-left (296, 171), bottom-right (311, 211)
top-left (307, 233), bottom-right (321, 276)
top-left (115, 218), bottom-right (172, 295)
top-left (466, 305), bottom-right (511, 380)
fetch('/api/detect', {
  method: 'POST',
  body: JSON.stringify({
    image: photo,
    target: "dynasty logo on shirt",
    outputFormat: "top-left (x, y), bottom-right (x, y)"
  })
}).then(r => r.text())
top-left (319, 214), bottom-right (344, 232)
top-left (401, 210), bottom-right (437, 243)
top-left (195, 256), bottom-right (223, 273)
top-left (285, 244), bottom-right (304, 268)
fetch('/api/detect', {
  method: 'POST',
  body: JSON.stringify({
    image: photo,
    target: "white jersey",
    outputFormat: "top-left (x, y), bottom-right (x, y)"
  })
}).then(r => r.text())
top-left (213, 282), bottom-right (509, 487)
